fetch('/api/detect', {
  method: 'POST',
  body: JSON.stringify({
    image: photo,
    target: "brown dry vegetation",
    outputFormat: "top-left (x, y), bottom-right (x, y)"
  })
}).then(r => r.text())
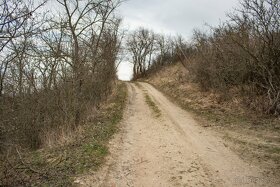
top-left (0, 82), bottom-right (127, 186)
top-left (0, 0), bottom-right (126, 185)
top-left (0, 0), bottom-right (123, 151)
top-left (143, 62), bottom-right (280, 181)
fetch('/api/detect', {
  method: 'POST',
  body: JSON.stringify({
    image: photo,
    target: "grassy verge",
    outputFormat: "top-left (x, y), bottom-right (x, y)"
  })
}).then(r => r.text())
top-left (135, 82), bottom-right (161, 118)
top-left (144, 94), bottom-right (161, 118)
top-left (157, 82), bottom-right (279, 177)
top-left (0, 82), bottom-right (127, 186)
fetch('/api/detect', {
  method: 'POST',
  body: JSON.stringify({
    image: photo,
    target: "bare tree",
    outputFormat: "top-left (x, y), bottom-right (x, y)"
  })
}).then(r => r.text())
top-left (56, 0), bottom-right (122, 126)
top-left (127, 28), bottom-right (156, 79)
top-left (227, 0), bottom-right (280, 114)
top-left (0, 0), bottom-right (123, 152)
top-left (0, 0), bottom-right (47, 96)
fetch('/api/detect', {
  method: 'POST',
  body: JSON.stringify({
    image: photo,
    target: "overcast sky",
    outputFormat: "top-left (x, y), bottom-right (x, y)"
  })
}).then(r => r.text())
top-left (116, 0), bottom-right (240, 80)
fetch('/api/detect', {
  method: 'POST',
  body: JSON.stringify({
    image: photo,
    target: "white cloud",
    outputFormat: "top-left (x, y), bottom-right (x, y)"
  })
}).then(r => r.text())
top-left (118, 0), bottom-right (239, 38)
top-left (117, 0), bottom-right (240, 80)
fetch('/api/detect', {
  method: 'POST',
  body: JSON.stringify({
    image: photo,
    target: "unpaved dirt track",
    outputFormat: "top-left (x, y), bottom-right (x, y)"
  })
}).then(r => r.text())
top-left (75, 82), bottom-right (271, 187)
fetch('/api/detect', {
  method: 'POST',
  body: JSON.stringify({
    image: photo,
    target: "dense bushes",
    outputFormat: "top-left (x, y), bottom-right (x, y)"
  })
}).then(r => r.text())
top-left (0, 0), bottom-right (122, 151)
top-left (190, 0), bottom-right (280, 114)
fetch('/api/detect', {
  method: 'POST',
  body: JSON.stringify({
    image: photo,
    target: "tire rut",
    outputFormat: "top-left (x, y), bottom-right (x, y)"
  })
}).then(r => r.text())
top-left (75, 82), bottom-right (270, 187)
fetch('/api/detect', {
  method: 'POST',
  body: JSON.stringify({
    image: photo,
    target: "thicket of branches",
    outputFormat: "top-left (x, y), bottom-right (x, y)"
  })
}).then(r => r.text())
top-left (0, 0), bottom-right (123, 152)
top-left (128, 0), bottom-right (280, 115)
top-left (126, 28), bottom-right (186, 79)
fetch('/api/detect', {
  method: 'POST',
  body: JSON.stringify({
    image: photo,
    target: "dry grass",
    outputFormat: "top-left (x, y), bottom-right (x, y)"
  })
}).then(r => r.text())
top-left (135, 82), bottom-right (161, 118)
top-left (144, 94), bottom-right (161, 118)
top-left (144, 62), bottom-right (280, 181)
top-left (0, 81), bottom-right (127, 186)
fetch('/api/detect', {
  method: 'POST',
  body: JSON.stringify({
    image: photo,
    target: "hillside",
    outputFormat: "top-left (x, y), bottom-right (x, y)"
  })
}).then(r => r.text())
top-left (1, 0), bottom-right (279, 186)
top-left (143, 62), bottom-right (280, 182)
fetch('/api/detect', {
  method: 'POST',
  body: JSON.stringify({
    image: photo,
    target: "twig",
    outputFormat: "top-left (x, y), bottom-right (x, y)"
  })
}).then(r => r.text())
top-left (15, 147), bottom-right (45, 175)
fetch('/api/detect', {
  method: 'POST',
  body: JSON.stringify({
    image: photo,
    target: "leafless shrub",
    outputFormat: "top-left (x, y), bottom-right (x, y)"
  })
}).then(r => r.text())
top-left (190, 0), bottom-right (280, 114)
top-left (0, 0), bottom-right (123, 152)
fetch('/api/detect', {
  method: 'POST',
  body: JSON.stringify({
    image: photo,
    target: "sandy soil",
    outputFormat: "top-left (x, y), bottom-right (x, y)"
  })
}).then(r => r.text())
top-left (75, 82), bottom-right (274, 187)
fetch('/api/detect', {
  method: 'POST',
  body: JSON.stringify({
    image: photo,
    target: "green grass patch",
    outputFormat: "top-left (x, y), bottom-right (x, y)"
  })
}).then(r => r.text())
top-left (144, 94), bottom-right (161, 118)
top-left (134, 82), bottom-right (161, 118)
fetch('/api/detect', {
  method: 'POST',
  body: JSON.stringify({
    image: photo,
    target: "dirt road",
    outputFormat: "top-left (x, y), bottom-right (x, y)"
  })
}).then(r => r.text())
top-left (75, 82), bottom-right (270, 187)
